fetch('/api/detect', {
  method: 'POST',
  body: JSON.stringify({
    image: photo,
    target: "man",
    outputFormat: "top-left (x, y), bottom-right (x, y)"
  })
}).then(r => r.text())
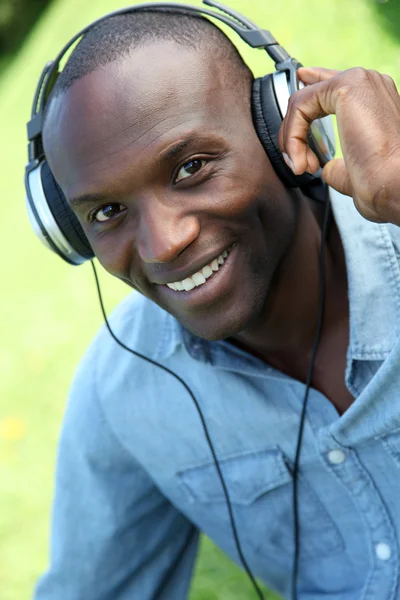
top-left (35, 8), bottom-right (400, 600)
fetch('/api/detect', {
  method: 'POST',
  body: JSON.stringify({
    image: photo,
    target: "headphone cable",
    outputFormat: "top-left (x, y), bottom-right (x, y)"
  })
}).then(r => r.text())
top-left (292, 186), bottom-right (331, 600)
top-left (91, 260), bottom-right (266, 600)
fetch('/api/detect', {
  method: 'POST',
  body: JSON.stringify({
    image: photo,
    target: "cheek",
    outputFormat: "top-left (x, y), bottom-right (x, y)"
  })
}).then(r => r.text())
top-left (89, 230), bottom-right (154, 298)
top-left (218, 141), bottom-right (285, 217)
top-left (87, 229), bottom-right (134, 280)
top-left (214, 170), bottom-right (287, 233)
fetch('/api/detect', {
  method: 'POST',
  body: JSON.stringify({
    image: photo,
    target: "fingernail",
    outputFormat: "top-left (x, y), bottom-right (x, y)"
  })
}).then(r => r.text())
top-left (283, 152), bottom-right (297, 174)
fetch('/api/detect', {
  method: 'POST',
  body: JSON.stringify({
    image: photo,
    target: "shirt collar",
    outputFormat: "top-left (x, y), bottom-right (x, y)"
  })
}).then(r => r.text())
top-left (329, 188), bottom-right (400, 360)
top-left (154, 309), bottom-right (184, 360)
top-left (156, 188), bottom-right (400, 363)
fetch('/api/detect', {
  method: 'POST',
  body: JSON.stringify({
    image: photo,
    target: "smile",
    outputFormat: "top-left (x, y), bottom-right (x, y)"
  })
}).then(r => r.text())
top-left (165, 245), bottom-right (234, 292)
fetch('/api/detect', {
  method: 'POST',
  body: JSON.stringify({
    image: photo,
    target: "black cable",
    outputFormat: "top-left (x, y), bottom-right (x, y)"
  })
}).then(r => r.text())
top-left (291, 187), bottom-right (331, 600)
top-left (90, 261), bottom-right (265, 600)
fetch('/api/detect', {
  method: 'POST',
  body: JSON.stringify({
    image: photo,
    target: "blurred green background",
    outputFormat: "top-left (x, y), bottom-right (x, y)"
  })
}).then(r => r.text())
top-left (1, 0), bottom-right (400, 598)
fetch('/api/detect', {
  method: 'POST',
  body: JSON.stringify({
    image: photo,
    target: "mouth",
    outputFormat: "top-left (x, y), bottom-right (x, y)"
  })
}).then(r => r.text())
top-left (164, 244), bottom-right (235, 292)
top-left (159, 244), bottom-right (237, 308)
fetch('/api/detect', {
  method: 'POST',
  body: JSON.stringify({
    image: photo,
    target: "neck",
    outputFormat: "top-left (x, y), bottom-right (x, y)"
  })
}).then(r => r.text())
top-left (230, 194), bottom-right (348, 375)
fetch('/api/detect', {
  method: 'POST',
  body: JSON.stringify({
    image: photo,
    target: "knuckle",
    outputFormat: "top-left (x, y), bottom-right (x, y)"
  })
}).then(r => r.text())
top-left (336, 83), bottom-right (352, 101)
top-left (288, 137), bottom-right (305, 153)
top-left (366, 68), bottom-right (380, 79)
top-left (384, 74), bottom-right (397, 90)
top-left (335, 68), bottom-right (370, 100)
top-left (349, 66), bottom-right (369, 82)
top-left (351, 67), bottom-right (393, 87)
top-left (287, 92), bottom-right (298, 110)
top-left (288, 89), bottom-right (306, 112)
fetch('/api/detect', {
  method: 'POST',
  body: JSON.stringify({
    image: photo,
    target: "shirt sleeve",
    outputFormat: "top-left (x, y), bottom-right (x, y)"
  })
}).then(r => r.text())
top-left (33, 358), bottom-right (199, 600)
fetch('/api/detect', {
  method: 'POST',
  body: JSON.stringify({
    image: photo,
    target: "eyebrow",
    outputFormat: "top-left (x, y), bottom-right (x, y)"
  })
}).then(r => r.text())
top-left (158, 136), bottom-right (197, 163)
top-left (69, 134), bottom-right (211, 209)
top-left (68, 192), bottom-right (110, 209)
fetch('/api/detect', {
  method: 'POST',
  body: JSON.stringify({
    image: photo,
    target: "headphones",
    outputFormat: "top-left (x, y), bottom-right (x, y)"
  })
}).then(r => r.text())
top-left (25, 6), bottom-right (334, 596)
top-left (25, 0), bottom-right (336, 266)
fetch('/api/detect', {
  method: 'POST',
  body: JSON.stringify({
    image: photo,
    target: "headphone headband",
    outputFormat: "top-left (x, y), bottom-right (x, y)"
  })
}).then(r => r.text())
top-left (25, 0), bottom-right (336, 265)
top-left (27, 0), bottom-right (293, 150)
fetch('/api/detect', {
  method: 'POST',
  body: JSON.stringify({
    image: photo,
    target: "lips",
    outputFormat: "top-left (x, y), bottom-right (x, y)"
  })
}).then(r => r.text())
top-left (151, 244), bottom-right (235, 286)
top-left (158, 242), bottom-right (239, 312)
top-left (165, 246), bottom-right (234, 291)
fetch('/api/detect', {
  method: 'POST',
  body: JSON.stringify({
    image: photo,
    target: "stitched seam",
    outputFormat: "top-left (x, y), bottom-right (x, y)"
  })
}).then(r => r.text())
top-left (176, 447), bottom-right (285, 473)
top-left (329, 435), bottom-right (399, 600)
top-left (375, 426), bottom-right (400, 441)
top-left (379, 223), bottom-right (400, 332)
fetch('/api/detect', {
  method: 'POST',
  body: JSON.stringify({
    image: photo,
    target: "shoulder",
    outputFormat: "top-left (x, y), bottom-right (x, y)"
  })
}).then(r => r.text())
top-left (69, 292), bottom-right (175, 414)
top-left (101, 291), bottom-right (171, 350)
top-left (84, 291), bottom-right (171, 367)
top-left (61, 293), bottom-right (180, 461)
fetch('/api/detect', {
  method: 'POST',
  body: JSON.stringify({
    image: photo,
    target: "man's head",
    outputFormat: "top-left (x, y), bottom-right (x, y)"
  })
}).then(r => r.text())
top-left (44, 9), bottom-right (299, 341)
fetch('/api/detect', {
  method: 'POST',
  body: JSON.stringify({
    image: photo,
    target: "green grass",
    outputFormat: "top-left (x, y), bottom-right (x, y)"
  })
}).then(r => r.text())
top-left (0, 0), bottom-right (399, 598)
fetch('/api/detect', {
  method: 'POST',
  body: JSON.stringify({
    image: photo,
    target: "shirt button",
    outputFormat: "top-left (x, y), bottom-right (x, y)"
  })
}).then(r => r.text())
top-left (375, 543), bottom-right (392, 561)
top-left (327, 449), bottom-right (346, 464)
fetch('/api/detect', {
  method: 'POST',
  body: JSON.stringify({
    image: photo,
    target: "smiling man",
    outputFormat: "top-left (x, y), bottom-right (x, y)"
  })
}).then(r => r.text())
top-left (34, 7), bottom-right (400, 600)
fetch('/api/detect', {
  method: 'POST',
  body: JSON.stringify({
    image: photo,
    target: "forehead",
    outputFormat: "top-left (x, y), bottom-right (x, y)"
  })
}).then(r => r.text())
top-left (44, 41), bottom-right (240, 195)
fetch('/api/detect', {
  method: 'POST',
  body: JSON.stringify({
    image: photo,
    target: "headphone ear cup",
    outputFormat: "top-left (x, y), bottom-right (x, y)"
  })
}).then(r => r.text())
top-left (40, 161), bottom-right (94, 260)
top-left (252, 75), bottom-right (314, 189)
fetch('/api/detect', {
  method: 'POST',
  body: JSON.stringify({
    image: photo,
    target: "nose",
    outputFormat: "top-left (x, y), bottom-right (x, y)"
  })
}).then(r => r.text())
top-left (136, 198), bottom-right (200, 263)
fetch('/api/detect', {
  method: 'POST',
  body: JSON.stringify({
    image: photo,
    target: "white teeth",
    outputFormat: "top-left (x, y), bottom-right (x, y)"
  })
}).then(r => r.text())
top-left (166, 245), bottom-right (234, 292)
top-left (182, 278), bottom-right (195, 291)
top-left (202, 266), bottom-right (213, 279)
top-left (192, 272), bottom-right (206, 286)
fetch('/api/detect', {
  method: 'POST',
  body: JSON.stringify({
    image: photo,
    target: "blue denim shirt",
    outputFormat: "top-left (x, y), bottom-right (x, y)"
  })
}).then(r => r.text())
top-left (34, 190), bottom-right (400, 600)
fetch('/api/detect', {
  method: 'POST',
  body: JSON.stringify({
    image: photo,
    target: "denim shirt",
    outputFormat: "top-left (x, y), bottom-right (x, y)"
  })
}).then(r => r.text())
top-left (34, 190), bottom-right (400, 600)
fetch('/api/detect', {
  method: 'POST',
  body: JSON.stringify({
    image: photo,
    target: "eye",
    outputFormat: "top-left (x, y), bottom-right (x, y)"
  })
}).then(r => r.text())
top-left (91, 204), bottom-right (126, 223)
top-left (175, 159), bottom-right (206, 183)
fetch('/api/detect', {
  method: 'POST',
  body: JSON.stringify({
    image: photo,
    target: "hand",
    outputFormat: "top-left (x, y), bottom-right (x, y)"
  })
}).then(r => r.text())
top-left (278, 66), bottom-right (400, 225)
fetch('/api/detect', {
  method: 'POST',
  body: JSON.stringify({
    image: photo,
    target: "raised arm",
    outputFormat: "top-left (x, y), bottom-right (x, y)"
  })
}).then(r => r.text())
top-left (279, 66), bottom-right (400, 226)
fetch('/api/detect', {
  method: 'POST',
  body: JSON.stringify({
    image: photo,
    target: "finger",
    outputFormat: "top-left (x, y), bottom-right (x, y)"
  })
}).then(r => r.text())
top-left (281, 80), bottom-right (337, 173)
top-left (279, 110), bottom-right (320, 174)
top-left (297, 66), bottom-right (341, 85)
top-left (306, 146), bottom-right (320, 174)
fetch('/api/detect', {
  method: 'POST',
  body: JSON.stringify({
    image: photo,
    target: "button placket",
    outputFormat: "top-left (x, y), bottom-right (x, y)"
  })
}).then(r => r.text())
top-left (319, 436), bottom-right (399, 600)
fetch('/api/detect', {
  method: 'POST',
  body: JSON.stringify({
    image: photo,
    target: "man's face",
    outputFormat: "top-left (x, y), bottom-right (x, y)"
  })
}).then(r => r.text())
top-left (44, 41), bottom-right (297, 340)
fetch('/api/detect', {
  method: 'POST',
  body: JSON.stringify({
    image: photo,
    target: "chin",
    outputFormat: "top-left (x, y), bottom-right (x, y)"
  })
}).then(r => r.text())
top-left (177, 285), bottom-right (270, 342)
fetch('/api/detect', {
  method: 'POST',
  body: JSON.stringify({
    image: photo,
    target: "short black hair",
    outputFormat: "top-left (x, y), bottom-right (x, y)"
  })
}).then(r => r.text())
top-left (46, 9), bottom-right (252, 105)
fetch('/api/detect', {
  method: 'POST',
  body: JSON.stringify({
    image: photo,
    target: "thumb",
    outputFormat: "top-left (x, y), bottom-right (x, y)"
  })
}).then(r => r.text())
top-left (322, 158), bottom-right (386, 222)
top-left (321, 158), bottom-right (353, 198)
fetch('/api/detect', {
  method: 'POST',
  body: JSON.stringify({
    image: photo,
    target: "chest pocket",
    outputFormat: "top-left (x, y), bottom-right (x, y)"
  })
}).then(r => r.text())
top-left (177, 448), bottom-right (343, 559)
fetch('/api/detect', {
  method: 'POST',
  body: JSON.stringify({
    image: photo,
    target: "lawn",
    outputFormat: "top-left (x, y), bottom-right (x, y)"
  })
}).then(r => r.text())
top-left (1, 0), bottom-right (399, 598)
